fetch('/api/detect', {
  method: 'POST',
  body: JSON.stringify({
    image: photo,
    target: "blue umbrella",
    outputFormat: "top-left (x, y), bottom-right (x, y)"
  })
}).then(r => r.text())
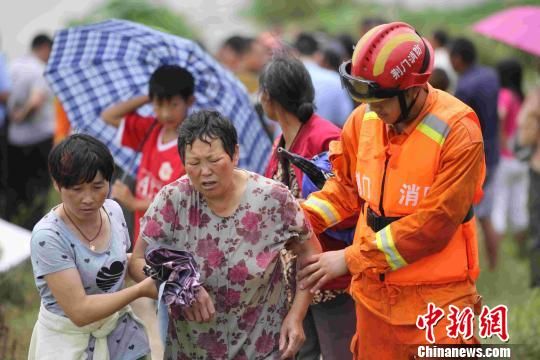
top-left (44, 19), bottom-right (271, 176)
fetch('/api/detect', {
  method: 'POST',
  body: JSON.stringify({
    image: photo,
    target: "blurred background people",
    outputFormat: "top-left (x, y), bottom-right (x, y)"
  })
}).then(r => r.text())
top-left (429, 68), bottom-right (450, 92)
top-left (491, 58), bottom-right (529, 259)
top-left (216, 34), bottom-right (276, 139)
top-left (0, 34), bottom-right (10, 219)
top-left (430, 29), bottom-right (458, 93)
top-left (450, 37), bottom-right (501, 270)
top-left (6, 33), bottom-right (54, 229)
top-left (358, 17), bottom-right (386, 37)
top-left (517, 83), bottom-right (540, 287)
top-left (294, 32), bottom-right (353, 127)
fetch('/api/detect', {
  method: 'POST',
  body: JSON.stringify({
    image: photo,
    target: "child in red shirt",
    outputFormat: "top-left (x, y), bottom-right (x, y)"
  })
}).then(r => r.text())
top-left (102, 65), bottom-right (195, 241)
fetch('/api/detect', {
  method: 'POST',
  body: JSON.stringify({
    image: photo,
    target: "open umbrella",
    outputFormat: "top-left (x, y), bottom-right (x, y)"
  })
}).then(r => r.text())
top-left (472, 6), bottom-right (540, 57)
top-left (44, 19), bottom-right (271, 176)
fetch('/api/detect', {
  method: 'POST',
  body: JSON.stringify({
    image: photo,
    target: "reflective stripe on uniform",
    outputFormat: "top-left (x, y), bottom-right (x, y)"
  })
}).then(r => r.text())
top-left (303, 196), bottom-right (341, 227)
top-left (363, 111), bottom-right (379, 121)
top-left (417, 114), bottom-right (451, 146)
top-left (375, 225), bottom-right (407, 270)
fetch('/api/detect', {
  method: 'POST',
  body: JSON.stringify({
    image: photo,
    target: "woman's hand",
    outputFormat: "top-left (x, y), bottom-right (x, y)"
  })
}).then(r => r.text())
top-left (279, 312), bottom-right (305, 359)
top-left (138, 277), bottom-right (158, 299)
top-left (297, 249), bottom-right (349, 293)
top-left (182, 287), bottom-right (216, 323)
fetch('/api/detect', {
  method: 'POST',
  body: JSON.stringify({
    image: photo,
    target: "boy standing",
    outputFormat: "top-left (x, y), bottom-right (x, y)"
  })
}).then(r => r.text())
top-left (102, 65), bottom-right (195, 240)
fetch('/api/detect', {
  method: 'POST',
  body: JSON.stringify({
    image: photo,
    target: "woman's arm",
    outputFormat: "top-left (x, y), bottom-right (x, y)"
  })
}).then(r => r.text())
top-left (129, 235), bottom-right (150, 282)
top-left (279, 233), bottom-right (321, 359)
top-left (45, 267), bottom-right (157, 327)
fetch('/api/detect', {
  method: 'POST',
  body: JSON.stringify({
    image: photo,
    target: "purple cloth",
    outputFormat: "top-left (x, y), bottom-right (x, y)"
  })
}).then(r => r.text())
top-left (144, 247), bottom-right (201, 314)
top-left (454, 64), bottom-right (500, 172)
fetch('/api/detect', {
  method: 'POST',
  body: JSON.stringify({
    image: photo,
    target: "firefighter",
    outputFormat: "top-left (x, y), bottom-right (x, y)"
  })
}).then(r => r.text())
top-left (298, 22), bottom-right (485, 359)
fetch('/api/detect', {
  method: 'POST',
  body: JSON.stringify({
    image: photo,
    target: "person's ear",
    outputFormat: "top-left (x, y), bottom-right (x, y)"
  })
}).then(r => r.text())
top-left (187, 95), bottom-right (196, 107)
top-left (53, 180), bottom-right (61, 193)
top-left (232, 144), bottom-right (240, 167)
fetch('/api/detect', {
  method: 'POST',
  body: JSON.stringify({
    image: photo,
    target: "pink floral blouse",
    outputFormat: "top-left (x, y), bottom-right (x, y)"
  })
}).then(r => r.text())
top-left (140, 171), bottom-right (312, 359)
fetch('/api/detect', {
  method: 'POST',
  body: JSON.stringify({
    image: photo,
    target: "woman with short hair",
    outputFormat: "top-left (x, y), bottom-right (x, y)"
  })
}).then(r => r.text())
top-left (29, 134), bottom-right (156, 360)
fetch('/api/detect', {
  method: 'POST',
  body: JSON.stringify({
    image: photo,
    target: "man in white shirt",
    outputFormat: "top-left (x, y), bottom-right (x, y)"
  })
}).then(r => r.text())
top-left (6, 34), bottom-right (54, 229)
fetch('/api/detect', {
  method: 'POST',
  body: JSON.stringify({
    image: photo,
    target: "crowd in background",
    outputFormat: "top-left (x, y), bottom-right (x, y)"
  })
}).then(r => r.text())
top-left (2, 18), bottom-right (538, 281)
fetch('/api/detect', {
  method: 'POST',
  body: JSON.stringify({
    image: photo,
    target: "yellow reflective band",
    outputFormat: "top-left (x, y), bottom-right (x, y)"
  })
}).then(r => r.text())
top-left (375, 226), bottom-right (407, 270)
top-left (373, 33), bottom-right (419, 77)
top-left (417, 123), bottom-right (445, 145)
top-left (303, 197), bottom-right (341, 227)
top-left (417, 114), bottom-right (451, 146)
top-left (363, 111), bottom-right (379, 121)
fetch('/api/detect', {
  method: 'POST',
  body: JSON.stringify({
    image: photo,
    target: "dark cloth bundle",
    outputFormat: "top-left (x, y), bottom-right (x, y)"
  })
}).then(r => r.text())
top-left (144, 247), bottom-right (202, 310)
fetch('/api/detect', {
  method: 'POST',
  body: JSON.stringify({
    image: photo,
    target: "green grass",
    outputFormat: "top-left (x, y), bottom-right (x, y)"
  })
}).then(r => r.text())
top-left (476, 235), bottom-right (540, 358)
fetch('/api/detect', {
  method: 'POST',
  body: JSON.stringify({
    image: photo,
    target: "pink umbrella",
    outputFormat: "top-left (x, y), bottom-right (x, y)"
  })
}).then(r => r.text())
top-left (472, 6), bottom-right (540, 56)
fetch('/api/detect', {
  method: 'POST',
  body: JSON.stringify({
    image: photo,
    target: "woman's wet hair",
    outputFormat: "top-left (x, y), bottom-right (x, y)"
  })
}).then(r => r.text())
top-left (177, 110), bottom-right (238, 162)
top-left (49, 134), bottom-right (114, 188)
top-left (259, 55), bottom-right (316, 123)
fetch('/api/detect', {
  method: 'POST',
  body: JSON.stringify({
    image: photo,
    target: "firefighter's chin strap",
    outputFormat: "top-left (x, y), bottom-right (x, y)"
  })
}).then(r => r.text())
top-left (395, 88), bottom-right (422, 125)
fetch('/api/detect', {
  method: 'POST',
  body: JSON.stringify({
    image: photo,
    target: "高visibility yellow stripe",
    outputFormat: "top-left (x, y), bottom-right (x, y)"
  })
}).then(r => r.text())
top-left (375, 226), bottom-right (407, 270)
top-left (373, 33), bottom-right (418, 76)
top-left (303, 196), bottom-right (341, 227)
top-left (417, 114), bottom-right (451, 146)
top-left (417, 123), bottom-right (445, 146)
top-left (363, 111), bottom-right (379, 121)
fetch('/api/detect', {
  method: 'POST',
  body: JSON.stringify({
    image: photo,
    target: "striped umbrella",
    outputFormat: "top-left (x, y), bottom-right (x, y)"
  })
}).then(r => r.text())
top-left (44, 19), bottom-right (271, 176)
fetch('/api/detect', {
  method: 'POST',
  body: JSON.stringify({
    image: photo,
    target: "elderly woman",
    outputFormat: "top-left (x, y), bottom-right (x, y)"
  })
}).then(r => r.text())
top-left (260, 55), bottom-right (356, 359)
top-left (29, 134), bottom-right (156, 360)
top-left (129, 110), bottom-right (321, 359)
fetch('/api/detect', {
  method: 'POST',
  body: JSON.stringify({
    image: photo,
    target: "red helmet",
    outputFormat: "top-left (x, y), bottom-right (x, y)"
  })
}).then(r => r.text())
top-left (339, 22), bottom-right (433, 103)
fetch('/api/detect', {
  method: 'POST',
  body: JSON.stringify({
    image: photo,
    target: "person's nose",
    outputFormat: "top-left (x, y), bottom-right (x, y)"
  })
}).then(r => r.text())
top-left (200, 163), bottom-right (212, 176)
top-left (81, 190), bottom-right (95, 205)
top-left (159, 107), bottom-right (170, 120)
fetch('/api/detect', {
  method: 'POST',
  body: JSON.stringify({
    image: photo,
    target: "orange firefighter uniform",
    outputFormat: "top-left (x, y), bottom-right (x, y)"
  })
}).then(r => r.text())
top-left (302, 85), bottom-right (486, 359)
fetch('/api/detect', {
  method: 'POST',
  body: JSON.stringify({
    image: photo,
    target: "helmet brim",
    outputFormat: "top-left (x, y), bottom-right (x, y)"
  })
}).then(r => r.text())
top-left (339, 60), bottom-right (403, 103)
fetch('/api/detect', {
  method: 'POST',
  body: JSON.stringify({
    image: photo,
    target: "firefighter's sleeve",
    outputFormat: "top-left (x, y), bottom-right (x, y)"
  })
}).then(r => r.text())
top-left (301, 110), bottom-right (363, 235)
top-left (345, 114), bottom-right (485, 274)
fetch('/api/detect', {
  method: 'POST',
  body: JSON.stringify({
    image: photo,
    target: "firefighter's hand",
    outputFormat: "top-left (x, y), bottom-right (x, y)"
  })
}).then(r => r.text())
top-left (297, 249), bottom-right (349, 293)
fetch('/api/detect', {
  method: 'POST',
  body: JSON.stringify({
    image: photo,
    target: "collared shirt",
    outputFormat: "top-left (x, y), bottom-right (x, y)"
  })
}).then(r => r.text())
top-left (7, 54), bottom-right (54, 145)
top-left (303, 60), bottom-right (354, 128)
top-left (455, 64), bottom-right (500, 171)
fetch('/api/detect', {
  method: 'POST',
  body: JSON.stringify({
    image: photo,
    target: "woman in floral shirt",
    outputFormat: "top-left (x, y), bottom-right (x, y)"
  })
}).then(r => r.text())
top-left (129, 110), bottom-right (321, 359)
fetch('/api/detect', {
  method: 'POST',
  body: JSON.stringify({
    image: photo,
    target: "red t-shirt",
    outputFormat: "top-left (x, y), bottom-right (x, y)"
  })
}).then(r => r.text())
top-left (120, 112), bottom-right (185, 240)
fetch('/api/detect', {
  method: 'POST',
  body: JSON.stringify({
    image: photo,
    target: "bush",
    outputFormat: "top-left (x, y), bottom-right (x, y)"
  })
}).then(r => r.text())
top-left (69, 0), bottom-right (195, 39)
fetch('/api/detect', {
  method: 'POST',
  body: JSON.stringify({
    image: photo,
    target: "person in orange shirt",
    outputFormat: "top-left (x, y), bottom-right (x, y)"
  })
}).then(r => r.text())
top-left (53, 98), bottom-right (71, 146)
top-left (297, 22), bottom-right (486, 359)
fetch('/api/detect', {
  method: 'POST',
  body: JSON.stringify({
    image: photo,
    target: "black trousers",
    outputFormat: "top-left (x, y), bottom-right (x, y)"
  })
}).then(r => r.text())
top-left (6, 137), bottom-right (53, 229)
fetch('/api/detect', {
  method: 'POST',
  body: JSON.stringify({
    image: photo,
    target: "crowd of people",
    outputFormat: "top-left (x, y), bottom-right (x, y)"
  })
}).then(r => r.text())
top-left (0, 13), bottom-right (539, 360)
